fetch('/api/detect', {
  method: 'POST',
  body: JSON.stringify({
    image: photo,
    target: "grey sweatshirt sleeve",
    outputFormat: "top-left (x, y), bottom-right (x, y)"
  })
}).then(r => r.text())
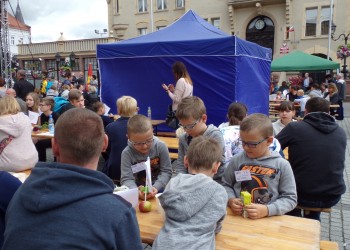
top-left (267, 160), bottom-right (297, 216)
top-left (153, 141), bottom-right (172, 191)
top-left (120, 148), bottom-right (138, 189)
top-left (222, 158), bottom-right (239, 200)
top-left (174, 135), bottom-right (188, 175)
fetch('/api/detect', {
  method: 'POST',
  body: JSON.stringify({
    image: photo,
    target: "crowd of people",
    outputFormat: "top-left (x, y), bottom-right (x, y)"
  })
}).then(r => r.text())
top-left (271, 72), bottom-right (346, 120)
top-left (0, 64), bottom-right (347, 249)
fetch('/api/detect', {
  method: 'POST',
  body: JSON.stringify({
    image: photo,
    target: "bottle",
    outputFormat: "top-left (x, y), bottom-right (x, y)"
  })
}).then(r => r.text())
top-left (48, 114), bottom-right (55, 134)
top-left (147, 106), bottom-right (152, 120)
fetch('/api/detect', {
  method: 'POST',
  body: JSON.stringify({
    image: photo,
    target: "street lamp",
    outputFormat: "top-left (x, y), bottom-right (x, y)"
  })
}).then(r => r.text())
top-left (69, 51), bottom-right (76, 69)
top-left (331, 23), bottom-right (350, 79)
top-left (55, 52), bottom-right (61, 80)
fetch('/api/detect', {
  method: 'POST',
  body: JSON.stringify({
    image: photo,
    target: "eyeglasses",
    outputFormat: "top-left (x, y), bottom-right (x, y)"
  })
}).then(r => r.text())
top-left (179, 118), bottom-right (200, 130)
top-left (240, 137), bottom-right (269, 148)
top-left (39, 104), bottom-right (47, 107)
top-left (128, 137), bottom-right (154, 147)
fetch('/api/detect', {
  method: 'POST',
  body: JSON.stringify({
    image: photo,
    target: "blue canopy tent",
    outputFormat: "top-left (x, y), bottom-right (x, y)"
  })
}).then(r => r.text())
top-left (97, 10), bottom-right (272, 128)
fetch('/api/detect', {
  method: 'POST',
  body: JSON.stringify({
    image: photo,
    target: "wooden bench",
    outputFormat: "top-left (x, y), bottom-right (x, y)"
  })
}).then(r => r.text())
top-left (169, 152), bottom-right (178, 160)
top-left (157, 131), bottom-right (176, 137)
top-left (320, 240), bottom-right (339, 250)
top-left (296, 206), bottom-right (332, 216)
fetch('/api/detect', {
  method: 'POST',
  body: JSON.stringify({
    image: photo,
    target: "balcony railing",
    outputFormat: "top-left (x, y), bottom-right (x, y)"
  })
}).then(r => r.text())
top-left (17, 37), bottom-right (120, 56)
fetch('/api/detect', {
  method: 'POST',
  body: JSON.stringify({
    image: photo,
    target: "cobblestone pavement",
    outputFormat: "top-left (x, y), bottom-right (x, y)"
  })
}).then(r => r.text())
top-left (323, 115), bottom-right (350, 250)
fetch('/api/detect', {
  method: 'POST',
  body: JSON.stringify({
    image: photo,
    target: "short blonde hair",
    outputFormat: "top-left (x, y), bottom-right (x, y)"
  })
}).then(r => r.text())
top-left (240, 113), bottom-right (273, 138)
top-left (297, 89), bottom-right (304, 96)
top-left (176, 96), bottom-right (206, 120)
top-left (116, 96), bottom-right (138, 117)
top-left (187, 136), bottom-right (222, 171)
top-left (88, 85), bottom-right (97, 93)
top-left (127, 114), bottom-right (152, 135)
top-left (0, 96), bottom-right (21, 116)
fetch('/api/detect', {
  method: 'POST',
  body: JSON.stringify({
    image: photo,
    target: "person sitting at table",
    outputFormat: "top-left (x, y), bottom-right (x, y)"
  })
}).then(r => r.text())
top-left (0, 171), bottom-right (21, 248)
top-left (174, 96), bottom-right (225, 184)
top-left (0, 96), bottom-right (38, 172)
top-left (220, 102), bottom-right (282, 164)
top-left (120, 114), bottom-right (172, 199)
top-left (5, 88), bottom-right (27, 114)
top-left (286, 85), bottom-right (298, 102)
top-left (25, 92), bottom-right (40, 113)
top-left (272, 101), bottom-right (296, 136)
top-left (294, 89), bottom-right (310, 118)
top-left (90, 101), bottom-right (113, 129)
top-left (152, 136), bottom-right (228, 250)
top-left (34, 97), bottom-right (60, 162)
top-left (276, 98), bottom-right (346, 221)
top-left (104, 96), bottom-right (138, 184)
top-left (222, 114), bottom-right (297, 219)
top-left (324, 83), bottom-right (341, 117)
top-left (2, 108), bottom-right (143, 249)
top-left (308, 83), bottom-right (323, 98)
top-left (59, 89), bottom-right (85, 114)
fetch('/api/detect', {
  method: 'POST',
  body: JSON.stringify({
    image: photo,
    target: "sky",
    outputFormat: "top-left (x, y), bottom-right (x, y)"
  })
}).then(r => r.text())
top-left (8, 0), bottom-right (109, 43)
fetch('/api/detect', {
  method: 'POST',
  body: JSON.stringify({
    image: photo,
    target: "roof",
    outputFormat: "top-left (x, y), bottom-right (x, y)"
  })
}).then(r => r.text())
top-left (271, 50), bottom-right (340, 71)
top-left (8, 12), bottom-right (31, 31)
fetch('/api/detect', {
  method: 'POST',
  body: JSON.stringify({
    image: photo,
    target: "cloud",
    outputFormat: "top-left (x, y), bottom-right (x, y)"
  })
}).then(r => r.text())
top-left (8, 0), bottom-right (108, 43)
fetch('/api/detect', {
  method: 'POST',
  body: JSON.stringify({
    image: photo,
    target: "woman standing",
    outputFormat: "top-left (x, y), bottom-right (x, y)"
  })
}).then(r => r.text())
top-left (162, 61), bottom-right (193, 112)
top-left (0, 96), bottom-right (38, 172)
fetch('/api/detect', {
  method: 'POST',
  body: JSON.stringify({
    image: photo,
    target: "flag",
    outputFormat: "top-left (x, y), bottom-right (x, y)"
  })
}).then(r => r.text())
top-left (288, 26), bottom-right (294, 32)
top-left (86, 63), bottom-right (93, 91)
top-left (145, 157), bottom-right (153, 192)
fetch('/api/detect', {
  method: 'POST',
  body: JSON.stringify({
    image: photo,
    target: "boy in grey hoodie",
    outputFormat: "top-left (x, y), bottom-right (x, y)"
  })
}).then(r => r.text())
top-left (120, 115), bottom-right (172, 199)
top-left (174, 96), bottom-right (225, 183)
top-left (152, 136), bottom-right (228, 250)
top-left (222, 114), bottom-right (297, 219)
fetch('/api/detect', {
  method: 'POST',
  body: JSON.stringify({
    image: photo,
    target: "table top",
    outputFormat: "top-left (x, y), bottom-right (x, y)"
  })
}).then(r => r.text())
top-left (151, 120), bottom-right (165, 126)
top-left (31, 129), bottom-right (54, 139)
top-left (136, 199), bottom-right (321, 250)
top-left (157, 136), bottom-right (179, 150)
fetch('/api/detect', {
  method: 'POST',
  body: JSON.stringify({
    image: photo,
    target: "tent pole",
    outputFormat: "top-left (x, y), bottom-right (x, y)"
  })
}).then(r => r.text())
top-left (150, 0), bottom-right (154, 32)
top-left (327, 0), bottom-right (334, 60)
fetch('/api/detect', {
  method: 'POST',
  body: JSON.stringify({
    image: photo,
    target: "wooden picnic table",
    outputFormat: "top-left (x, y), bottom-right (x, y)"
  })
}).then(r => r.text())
top-left (157, 136), bottom-right (178, 150)
top-left (31, 129), bottom-right (54, 139)
top-left (136, 199), bottom-right (321, 249)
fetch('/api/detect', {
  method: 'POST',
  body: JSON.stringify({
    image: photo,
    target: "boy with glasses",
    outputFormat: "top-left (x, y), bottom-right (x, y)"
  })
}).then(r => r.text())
top-left (35, 98), bottom-right (60, 162)
top-left (120, 114), bottom-right (172, 199)
top-left (175, 96), bottom-right (225, 183)
top-left (222, 114), bottom-right (297, 219)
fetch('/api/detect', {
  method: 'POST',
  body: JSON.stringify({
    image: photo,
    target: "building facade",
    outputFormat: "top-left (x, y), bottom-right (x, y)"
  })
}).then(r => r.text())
top-left (107, 0), bottom-right (350, 72)
top-left (8, 12), bottom-right (31, 56)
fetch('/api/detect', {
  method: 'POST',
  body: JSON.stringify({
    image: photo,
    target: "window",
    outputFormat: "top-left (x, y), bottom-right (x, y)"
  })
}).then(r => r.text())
top-left (157, 0), bottom-right (167, 10)
top-left (84, 58), bottom-right (97, 74)
top-left (116, 0), bottom-right (119, 13)
top-left (157, 26), bottom-right (166, 30)
top-left (138, 0), bottom-right (147, 12)
top-left (138, 28), bottom-right (148, 36)
top-left (212, 18), bottom-right (220, 29)
top-left (320, 6), bottom-right (330, 35)
top-left (176, 0), bottom-right (184, 8)
top-left (11, 36), bottom-right (14, 45)
top-left (305, 8), bottom-right (317, 36)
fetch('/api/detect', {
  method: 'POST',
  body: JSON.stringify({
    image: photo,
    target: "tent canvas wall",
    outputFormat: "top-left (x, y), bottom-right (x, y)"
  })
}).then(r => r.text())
top-left (97, 10), bottom-right (272, 127)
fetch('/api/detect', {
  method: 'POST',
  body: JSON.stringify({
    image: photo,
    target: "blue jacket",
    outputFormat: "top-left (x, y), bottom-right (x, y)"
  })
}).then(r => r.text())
top-left (3, 162), bottom-right (143, 250)
top-left (104, 117), bottom-right (129, 180)
top-left (0, 172), bottom-right (21, 248)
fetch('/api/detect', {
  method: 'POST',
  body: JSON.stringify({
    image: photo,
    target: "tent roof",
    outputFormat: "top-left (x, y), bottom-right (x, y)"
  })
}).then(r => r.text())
top-left (271, 50), bottom-right (340, 71)
top-left (121, 9), bottom-right (229, 43)
top-left (97, 10), bottom-right (272, 60)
